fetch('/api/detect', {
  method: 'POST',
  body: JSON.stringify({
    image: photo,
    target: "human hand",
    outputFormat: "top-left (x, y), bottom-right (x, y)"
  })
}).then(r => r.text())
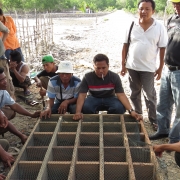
top-left (153, 145), bottom-right (164, 157)
top-left (31, 111), bottom-right (41, 118)
top-left (130, 111), bottom-right (143, 121)
top-left (9, 62), bottom-right (17, 71)
top-left (154, 68), bottom-right (162, 80)
top-left (73, 113), bottom-right (83, 120)
top-left (120, 66), bottom-right (127, 76)
top-left (0, 174), bottom-right (6, 180)
top-left (0, 150), bottom-right (15, 168)
top-left (36, 81), bottom-right (42, 88)
top-left (40, 108), bottom-right (51, 119)
top-left (58, 100), bottom-right (69, 114)
top-left (39, 88), bottom-right (46, 97)
top-left (0, 111), bottom-right (8, 128)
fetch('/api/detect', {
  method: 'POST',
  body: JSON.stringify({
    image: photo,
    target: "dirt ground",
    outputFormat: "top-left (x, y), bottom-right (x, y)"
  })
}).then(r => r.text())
top-left (1, 10), bottom-right (180, 179)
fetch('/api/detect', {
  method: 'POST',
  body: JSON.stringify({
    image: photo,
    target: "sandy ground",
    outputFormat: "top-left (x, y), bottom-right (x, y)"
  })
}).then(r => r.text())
top-left (1, 10), bottom-right (180, 179)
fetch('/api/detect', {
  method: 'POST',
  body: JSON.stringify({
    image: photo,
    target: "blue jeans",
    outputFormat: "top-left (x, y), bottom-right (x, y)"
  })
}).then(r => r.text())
top-left (51, 100), bottom-right (76, 114)
top-left (5, 47), bottom-right (24, 61)
top-left (82, 96), bottom-right (126, 114)
top-left (157, 66), bottom-right (180, 143)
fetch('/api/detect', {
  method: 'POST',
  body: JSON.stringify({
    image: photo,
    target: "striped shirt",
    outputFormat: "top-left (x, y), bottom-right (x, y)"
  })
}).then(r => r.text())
top-left (79, 70), bottom-right (124, 98)
top-left (47, 75), bottom-right (81, 102)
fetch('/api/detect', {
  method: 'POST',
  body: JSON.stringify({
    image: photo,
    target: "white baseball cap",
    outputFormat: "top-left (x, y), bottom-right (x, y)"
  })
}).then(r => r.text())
top-left (56, 61), bottom-right (74, 73)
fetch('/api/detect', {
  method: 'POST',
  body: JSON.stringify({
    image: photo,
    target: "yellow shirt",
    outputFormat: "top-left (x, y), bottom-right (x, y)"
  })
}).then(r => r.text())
top-left (0, 16), bottom-right (20, 50)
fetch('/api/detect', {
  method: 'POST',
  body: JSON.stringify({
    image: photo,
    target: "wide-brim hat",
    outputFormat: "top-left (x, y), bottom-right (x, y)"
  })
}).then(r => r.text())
top-left (169, 0), bottom-right (180, 2)
top-left (42, 55), bottom-right (54, 64)
top-left (56, 61), bottom-right (74, 73)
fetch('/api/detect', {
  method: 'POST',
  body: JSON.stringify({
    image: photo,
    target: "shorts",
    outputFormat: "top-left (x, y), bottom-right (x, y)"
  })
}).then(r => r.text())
top-left (0, 59), bottom-right (15, 97)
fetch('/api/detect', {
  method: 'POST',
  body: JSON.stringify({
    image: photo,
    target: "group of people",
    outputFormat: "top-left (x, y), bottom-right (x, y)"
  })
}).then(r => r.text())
top-left (0, 0), bottom-right (180, 178)
top-left (0, 8), bottom-right (40, 179)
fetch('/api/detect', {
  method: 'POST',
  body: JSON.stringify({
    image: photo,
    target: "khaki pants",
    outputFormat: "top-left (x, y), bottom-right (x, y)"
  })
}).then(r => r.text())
top-left (0, 139), bottom-right (9, 151)
top-left (39, 76), bottom-right (50, 89)
top-left (0, 59), bottom-right (15, 97)
top-left (1, 106), bottom-right (15, 120)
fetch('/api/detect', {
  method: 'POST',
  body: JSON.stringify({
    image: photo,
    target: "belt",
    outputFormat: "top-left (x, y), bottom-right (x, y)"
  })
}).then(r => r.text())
top-left (166, 64), bottom-right (180, 71)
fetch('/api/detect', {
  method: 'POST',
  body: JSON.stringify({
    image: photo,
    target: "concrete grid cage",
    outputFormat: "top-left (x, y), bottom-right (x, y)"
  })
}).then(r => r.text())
top-left (6, 114), bottom-right (161, 180)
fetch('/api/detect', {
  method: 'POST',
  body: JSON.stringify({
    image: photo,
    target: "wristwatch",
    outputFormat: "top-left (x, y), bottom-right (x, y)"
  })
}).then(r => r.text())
top-left (128, 108), bottom-right (134, 114)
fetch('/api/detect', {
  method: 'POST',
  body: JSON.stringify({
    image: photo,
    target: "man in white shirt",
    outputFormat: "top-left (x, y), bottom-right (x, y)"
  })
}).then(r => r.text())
top-left (121, 0), bottom-right (168, 130)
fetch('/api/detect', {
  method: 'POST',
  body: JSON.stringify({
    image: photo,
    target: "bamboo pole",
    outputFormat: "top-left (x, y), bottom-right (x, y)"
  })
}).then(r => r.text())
top-left (26, 13), bottom-right (30, 64)
top-left (22, 14), bottom-right (27, 62)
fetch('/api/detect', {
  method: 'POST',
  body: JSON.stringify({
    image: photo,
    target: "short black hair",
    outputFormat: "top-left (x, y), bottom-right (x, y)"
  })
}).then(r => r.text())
top-left (138, 0), bottom-right (155, 10)
top-left (10, 50), bottom-right (22, 64)
top-left (0, 67), bottom-right (4, 74)
top-left (93, 54), bottom-right (109, 65)
top-left (0, 9), bottom-right (3, 16)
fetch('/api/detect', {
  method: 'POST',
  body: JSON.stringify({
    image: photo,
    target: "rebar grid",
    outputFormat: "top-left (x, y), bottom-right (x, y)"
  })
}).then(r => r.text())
top-left (6, 114), bottom-right (160, 180)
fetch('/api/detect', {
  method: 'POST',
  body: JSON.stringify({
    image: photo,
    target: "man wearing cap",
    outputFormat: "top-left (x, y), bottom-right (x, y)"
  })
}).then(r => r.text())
top-left (149, 0), bottom-right (180, 143)
top-left (40, 61), bottom-right (81, 117)
top-left (34, 55), bottom-right (58, 97)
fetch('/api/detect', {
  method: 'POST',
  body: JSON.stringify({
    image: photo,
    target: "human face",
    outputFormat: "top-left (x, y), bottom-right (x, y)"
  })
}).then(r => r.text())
top-left (0, 72), bottom-right (7, 90)
top-left (172, 2), bottom-right (180, 15)
top-left (138, 2), bottom-right (155, 21)
top-left (94, 60), bottom-right (109, 78)
top-left (59, 73), bottom-right (72, 85)
top-left (43, 63), bottom-right (54, 73)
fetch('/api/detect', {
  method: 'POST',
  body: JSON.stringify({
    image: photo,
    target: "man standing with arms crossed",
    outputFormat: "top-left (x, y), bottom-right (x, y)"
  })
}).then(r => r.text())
top-left (149, 0), bottom-right (180, 143)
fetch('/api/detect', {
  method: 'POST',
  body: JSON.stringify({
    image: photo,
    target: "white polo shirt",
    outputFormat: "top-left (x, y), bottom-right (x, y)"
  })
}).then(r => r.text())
top-left (124, 19), bottom-right (168, 72)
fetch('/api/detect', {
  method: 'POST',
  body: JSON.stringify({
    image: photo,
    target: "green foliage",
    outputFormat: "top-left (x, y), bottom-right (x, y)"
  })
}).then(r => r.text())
top-left (0, 0), bottom-right (175, 15)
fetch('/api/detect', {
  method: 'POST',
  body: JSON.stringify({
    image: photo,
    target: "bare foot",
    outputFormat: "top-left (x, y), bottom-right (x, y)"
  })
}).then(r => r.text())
top-left (20, 134), bottom-right (28, 145)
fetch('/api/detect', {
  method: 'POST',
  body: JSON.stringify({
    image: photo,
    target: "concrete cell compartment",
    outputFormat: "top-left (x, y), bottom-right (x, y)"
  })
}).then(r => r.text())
top-left (60, 122), bottom-right (78, 132)
top-left (104, 147), bottom-right (126, 162)
top-left (81, 122), bottom-right (99, 132)
top-left (127, 133), bottom-right (146, 147)
top-left (102, 114), bottom-right (121, 122)
top-left (133, 163), bottom-right (155, 180)
top-left (77, 147), bottom-right (99, 161)
top-left (52, 147), bottom-right (73, 161)
top-left (130, 147), bottom-right (151, 163)
top-left (6, 114), bottom-right (161, 180)
top-left (20, 147), bottom-right (48, 161)
top-left (57, 133), bottom-right (76, 146)
top-left (36, 122), bottom-right (57, 132)
top-left (104, 133), bottom-right (124, 146)
top-left (75, 162), bottom-right (99, 180)
top-left (80, 133), bottom-right (99, 146)
top-left (47, 162), bottom-right (71, 180)
top-left (32, 133), bottom-right (53, 146)
top-left (104, 163), bottom-right (129, 180)
top-left (10, 162), bottom-right (42, 180)
top-left (103, 122), bottom-right (122, 132)
top-left (125, 123), bottom-right (141, 133)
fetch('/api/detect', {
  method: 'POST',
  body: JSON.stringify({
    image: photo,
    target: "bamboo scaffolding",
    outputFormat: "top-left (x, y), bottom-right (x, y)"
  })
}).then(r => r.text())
top-left (13, 11), bottom-right (53, 63)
